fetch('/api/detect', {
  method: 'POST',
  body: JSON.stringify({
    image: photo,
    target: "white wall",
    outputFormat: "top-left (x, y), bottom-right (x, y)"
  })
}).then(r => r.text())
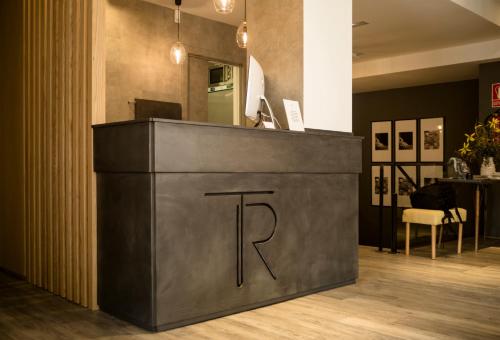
top-left (303, 0), bottom-right (352, 132)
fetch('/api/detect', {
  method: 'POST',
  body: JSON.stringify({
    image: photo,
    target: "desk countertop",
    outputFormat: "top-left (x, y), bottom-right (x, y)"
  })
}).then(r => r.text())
top-left (93, 118), bottom-right (363, 174)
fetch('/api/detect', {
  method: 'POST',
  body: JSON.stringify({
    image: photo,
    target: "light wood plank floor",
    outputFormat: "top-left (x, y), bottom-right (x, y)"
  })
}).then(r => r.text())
top-left (2, 239), bottom-right (500, 339)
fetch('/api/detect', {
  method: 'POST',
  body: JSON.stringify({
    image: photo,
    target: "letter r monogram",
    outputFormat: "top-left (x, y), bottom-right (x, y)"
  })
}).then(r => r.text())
top-left (205, 191), bottom-right (277, 287)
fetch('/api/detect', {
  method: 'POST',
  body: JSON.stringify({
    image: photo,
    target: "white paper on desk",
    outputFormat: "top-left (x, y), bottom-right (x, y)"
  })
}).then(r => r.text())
top-left (262, 121), bottom-right (276, 129)
top-left (283, 99), bottom-right (305, 132)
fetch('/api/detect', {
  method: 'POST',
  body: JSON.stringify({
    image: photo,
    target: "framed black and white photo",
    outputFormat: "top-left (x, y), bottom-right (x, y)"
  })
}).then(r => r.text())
top-left (371, 121), bottom-right (392, 162)
top-left (395, 120), bottom-right (417, 162)
top-left (372, 165), bottom-right (391, 206)
top-left (420, 117), bottom-right (444, 162)
top-left (420, 165), bottom-right (443, 187)
top-left (396, 166), bottom-right (416, 207)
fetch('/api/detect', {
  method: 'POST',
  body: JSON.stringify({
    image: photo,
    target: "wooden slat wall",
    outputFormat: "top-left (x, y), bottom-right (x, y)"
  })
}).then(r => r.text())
top-left (22, 0), bottom-right (101, 309)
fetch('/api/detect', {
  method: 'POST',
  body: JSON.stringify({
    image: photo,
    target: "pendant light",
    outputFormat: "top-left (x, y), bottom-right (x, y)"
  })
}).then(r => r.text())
top-left (170, 0), bottom-right (187, 65)
top-left (236, 0), bottom-right (247, 48)
top-left (213, 0), bottom-right (235, 14)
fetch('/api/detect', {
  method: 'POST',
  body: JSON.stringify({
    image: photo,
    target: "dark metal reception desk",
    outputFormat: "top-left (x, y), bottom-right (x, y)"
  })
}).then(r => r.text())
top-left (93, 119), bottom-right (362, 331)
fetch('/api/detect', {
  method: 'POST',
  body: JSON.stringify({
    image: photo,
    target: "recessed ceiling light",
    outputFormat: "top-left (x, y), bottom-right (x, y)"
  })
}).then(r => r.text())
top-left (352, 21), bottom-right (369, 28)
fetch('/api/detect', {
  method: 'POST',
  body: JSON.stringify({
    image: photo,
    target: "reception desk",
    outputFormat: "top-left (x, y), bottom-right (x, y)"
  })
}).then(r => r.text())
top-left (93, 119), bottom-right (362, 331)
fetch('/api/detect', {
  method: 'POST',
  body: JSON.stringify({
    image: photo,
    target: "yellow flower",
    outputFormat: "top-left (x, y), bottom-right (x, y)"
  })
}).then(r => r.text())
top-left (465, 133), bottom-right (475, 142)
top-left (488, 118), bottom-right (498, 129)
top-left (489, 117), bottom-right (499, 130)
top-left (458, 142), bottom-right (471, 156)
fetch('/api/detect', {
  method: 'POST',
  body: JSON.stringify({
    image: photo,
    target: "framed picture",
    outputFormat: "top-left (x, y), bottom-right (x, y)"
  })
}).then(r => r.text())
top-left (420, 118), bottom-right (444, 162)
top-left (371, 121), bottom-right (392, 162)
top-left (395, 120), bottom-right (417, 162)
top-left (420, 165), bottom-right (443, 187)
top-left (396, 166), bottom-right (417, 207)
top-left (372, 165), bottom-right (391, 206)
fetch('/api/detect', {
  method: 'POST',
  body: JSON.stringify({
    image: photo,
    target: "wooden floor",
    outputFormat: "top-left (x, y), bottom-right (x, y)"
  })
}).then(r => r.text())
top-left (2, 239), bottom-right (500, 339)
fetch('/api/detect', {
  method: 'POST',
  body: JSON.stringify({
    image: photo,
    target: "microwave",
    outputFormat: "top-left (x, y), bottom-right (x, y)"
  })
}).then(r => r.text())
top-left (209, 65), bottom-right (233, 87)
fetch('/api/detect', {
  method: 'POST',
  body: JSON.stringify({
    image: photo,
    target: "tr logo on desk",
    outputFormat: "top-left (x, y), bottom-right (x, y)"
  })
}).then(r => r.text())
top-left (205, 191), bottom-right (277, 287)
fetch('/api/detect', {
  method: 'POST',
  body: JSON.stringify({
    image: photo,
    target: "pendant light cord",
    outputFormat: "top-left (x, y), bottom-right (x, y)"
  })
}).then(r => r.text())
top-left (244, 0), bottom-right (247, 21)
top-left (177, 5), bottom-right (180, 41)
top-left (175, 0), bottom-right (182, 41)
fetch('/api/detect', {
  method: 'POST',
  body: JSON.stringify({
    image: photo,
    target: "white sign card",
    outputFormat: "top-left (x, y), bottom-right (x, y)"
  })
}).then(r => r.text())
top-left (283, 99), bottom-right (305, 132)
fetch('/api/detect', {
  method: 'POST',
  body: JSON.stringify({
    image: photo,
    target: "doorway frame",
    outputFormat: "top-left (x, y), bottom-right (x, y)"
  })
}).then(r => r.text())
top-left (187, 53), bottom-right (246, 126)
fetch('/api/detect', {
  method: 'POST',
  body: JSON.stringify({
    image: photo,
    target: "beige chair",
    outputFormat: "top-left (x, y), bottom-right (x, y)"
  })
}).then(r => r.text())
top-left (402, 208), bottom-right (467, 259)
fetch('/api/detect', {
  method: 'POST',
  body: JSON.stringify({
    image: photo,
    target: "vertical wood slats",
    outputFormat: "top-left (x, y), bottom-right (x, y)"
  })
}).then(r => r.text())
top-left (22, 0), bottom-right (97, 309)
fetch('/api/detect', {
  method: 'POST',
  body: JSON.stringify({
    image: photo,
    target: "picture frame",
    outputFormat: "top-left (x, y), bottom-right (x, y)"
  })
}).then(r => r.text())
top-left (371, 165), bottom-right (392, 206)
top-left (395, 166), bottom-right (417, 207)
top-left (420, 165), bottom-right (443, 187)
top-left (395, 120), bottom-right (417, 162)
top-left (420, 117), bottom-right (444, 162)
top-left (371, 121), bottom-right (392, 162)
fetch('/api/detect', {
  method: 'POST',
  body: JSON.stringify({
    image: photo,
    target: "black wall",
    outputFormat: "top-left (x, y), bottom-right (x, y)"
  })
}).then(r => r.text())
top-left (479, 61), bottom-right (500, 238)
top-left (353, 80), bottom-right (479, 247)
top-left (479, 61), bottom-right (500, 121)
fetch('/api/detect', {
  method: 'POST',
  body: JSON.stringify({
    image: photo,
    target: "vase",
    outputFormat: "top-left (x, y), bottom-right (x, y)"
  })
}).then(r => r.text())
top-left (480, 157), bottom-right (496, 177)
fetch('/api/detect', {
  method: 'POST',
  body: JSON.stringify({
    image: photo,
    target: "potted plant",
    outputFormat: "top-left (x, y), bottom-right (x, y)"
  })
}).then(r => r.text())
top-left (458, 115), bottom-right (500, 177)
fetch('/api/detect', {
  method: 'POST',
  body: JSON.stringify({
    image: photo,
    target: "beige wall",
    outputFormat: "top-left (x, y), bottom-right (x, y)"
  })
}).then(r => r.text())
top-left (0, 0), bottom-right (25, 276)
top-left (247, 0), bottom-right (303, 128)
top-left (105, 0), bottom-right (246, 122)
top-left (188, 56), bottom-right (209, 122)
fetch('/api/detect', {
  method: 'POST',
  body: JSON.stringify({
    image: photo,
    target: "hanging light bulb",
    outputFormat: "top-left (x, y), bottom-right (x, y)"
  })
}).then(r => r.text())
top-left (170, 41), bottom-right (187, 65)
top-left (236, 21), bottom-right (248, 48)
top-left (213, 0), bottom-right (235, 14)
top-left (170, 1), bottom-right (186, 65)
top-left (236, 0), bottom-right (247, 48)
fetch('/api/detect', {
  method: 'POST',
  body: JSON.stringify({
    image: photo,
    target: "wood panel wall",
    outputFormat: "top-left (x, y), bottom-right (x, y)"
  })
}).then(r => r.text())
top-left (22, 0), bottom-right (103, 309)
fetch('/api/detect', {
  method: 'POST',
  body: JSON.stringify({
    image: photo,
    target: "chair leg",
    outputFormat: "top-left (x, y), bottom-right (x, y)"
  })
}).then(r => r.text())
top-left (438, 224), bottom-right (443, 249)
top-left (431, 225), bottom-right (437, 260)
top-left (458, 223), bottom-right (463, 255)
top-left (405, 222), bottom-right (410, 256)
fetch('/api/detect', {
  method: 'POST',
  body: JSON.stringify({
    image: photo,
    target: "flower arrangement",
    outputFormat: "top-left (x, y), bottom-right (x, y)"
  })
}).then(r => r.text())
top-left (458, 115), bottom-right (500, 166)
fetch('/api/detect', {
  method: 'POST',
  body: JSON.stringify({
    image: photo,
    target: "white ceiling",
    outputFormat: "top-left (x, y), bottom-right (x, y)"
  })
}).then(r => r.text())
top-left (140, 0), bottom-right (500, 93)
top-left (353, 0), bottom-right (500, 92)
top-left (142, 0), bottom-right (500, 63)
top-left (353, 0), bottom-right (500, 62)
top-left (353, 62), bottom-right (479, 93)
top-left (142, 0), bottom-right (244, 26)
